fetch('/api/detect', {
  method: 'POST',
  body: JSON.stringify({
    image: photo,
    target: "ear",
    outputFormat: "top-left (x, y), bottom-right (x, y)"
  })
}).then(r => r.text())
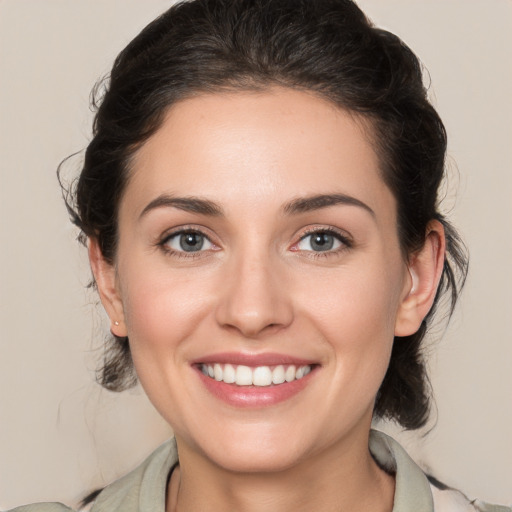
top-left (394, 220), bottom-right (446, 337)
top-left (88, 238), bottom-right (127, 337)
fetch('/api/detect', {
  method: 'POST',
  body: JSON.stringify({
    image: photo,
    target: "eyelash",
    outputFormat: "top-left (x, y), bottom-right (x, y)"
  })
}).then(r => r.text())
top-left (293, 227), bottom-right (353, 259)
top-left (158, 227), bottom-right (216, 260)
top-left (157, 226), bottom-right (353, 260)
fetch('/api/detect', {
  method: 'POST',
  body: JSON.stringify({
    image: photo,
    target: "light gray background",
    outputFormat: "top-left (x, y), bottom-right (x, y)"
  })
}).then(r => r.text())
top-left (1, 0), bottom-right (511, 509)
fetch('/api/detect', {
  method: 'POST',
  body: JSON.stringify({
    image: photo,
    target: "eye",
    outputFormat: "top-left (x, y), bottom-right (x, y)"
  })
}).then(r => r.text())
top-left (163, 230), bottom-right (213, 253)
top-left (296, 230), bottom-right (347, 252)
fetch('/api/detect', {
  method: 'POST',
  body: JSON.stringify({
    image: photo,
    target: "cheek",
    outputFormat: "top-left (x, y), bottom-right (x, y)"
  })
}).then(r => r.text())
top-left (118, 261), bottom-right (211, 363)
top-left (294, 262), bottom-right (403, 393)
top-left (297, 262), bottom-right (402, 342)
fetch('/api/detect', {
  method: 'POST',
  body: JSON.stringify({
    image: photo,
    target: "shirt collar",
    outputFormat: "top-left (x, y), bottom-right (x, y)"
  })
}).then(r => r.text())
top-left (93, 431), bottom-right (434, 512)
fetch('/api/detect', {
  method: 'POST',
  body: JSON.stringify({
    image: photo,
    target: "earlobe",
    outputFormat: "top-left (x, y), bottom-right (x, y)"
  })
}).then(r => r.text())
top-left (88, 238), bottom-right (127, 337)
top-left (394, 220), bottom-right (446, 337)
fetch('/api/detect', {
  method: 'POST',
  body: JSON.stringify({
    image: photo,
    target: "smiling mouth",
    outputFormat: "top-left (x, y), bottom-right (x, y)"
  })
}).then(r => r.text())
top-left (199, 363), bottom-right (313, 387)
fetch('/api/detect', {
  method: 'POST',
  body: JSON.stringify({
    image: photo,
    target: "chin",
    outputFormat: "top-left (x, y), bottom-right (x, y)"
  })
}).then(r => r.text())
top-left (190, 422), bottom-right (317, 474)
top-left (209, 444), bottom-right (306, 474)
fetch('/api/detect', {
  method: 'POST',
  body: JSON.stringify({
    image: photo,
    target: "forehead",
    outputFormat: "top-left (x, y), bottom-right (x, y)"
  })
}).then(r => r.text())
top-left (125, 87), bottom-right (394, 219)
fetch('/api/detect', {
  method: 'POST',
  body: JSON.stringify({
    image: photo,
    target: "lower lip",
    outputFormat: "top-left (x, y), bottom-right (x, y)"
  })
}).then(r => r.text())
top-left (195, 367), bottom-right (316, 408)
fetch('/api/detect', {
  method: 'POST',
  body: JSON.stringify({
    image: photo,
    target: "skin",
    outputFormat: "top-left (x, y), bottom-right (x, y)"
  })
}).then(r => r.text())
top-left (90, 88), bottom-right (445, 512)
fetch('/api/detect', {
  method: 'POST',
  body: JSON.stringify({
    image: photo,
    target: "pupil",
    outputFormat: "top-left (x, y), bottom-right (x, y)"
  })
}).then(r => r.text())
top-left (180, 233), bottom-right (203, 252)
top-left (311, 233), bottom-right (334, 251)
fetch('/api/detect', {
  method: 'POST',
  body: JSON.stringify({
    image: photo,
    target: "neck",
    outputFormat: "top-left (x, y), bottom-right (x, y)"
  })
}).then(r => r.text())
top-left (167, 430), bottom-right (395, 512)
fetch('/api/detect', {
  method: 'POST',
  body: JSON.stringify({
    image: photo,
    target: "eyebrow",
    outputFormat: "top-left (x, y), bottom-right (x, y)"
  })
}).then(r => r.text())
top-left (282, 193), bottom-right (375, 218)
top-left (139, 192), bottom-right (375, 220)
top-left (139, 195), bottom-right (224, 219)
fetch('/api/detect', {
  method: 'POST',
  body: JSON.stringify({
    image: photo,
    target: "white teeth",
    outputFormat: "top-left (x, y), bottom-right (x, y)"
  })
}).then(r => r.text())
top-left (253, 366), bottom-right (273, 386)
top-left (214, 363), bottom-right (223, 381)
top-left (272, 365), bottom-right (286, 384)
top-left (285, 365), bottom-right (296, 382)
top-left (223, 363), bottom-right (236, 384)
top-left (201, 363), bottom-right (312, 386)
top-left (235, 365), bottom-right (253, 386)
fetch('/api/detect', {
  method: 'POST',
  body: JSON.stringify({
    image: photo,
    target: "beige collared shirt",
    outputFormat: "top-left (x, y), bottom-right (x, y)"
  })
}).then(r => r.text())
top-left (9, 430), bottom-right (511, 512)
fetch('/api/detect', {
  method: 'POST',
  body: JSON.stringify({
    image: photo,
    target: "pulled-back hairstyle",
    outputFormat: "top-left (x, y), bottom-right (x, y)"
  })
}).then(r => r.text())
top-left (62, 0), bottom-right (468, 430)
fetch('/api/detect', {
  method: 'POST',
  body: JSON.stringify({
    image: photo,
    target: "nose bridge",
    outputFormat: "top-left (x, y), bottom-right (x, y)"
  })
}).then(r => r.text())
top-left (215, 242), bottom-right (293, 337)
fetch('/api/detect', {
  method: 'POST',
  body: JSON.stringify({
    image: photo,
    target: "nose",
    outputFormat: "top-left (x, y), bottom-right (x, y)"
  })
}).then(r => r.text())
top-left (215, 251), bottom-right (294, 338)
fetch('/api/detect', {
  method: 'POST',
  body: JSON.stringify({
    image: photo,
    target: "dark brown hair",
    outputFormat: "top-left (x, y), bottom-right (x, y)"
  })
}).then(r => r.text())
top-left (62, 0), bottom-right (468, 430)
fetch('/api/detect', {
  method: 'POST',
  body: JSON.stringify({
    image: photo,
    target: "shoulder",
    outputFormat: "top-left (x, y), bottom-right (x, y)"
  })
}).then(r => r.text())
top-left (5, 505), bottom-right (74, 512)
top-left (5, 439), bottom-right (178, 512)
top-left (90, 438), bottom-right (177, 512)
top-left (429, 478), bottom-right (512, 512)
top-left (369, 430), bottom-right (511, 512)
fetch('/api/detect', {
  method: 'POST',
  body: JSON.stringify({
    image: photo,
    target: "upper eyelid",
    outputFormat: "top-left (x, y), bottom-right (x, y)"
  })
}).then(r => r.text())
top-left (296, 226), bottom-right (352, 242)
top-left (158, 228), bottom-right (217, 257)
top-left (157, 224), bottom-right (352, 249)
top-left (159, 225), bottom-right (215, 244)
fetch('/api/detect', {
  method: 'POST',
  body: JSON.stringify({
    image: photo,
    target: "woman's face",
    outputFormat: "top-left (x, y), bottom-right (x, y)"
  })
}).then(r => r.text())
top-left (103, 88), bottom-right (413, 472)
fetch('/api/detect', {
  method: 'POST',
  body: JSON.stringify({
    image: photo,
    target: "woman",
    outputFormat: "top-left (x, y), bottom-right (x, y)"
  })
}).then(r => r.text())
top-left (6, 0), bottom-right (510, 511)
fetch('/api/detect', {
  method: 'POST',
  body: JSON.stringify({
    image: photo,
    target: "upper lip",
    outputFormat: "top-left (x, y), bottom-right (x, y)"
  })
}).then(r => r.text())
top-left (192, 352), bottom-right (317, 367)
